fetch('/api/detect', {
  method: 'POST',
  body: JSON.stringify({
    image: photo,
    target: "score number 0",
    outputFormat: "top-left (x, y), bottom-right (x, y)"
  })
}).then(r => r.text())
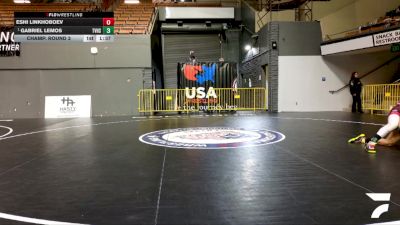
top-left (103, 18), bottom-right (114, 26)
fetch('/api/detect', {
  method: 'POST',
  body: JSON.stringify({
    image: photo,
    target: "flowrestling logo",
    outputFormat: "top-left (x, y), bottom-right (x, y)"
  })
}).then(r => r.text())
top-left (366, 193), bottom-right (391, 219)
top-left (139, 127), bottom-right (285, 149)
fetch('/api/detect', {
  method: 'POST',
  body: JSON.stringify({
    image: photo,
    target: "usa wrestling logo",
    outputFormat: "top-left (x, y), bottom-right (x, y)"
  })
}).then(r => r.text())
top-left (183, 63), bottom-right (216, 84)
top-left (139, 127), bottom-right (285, 149)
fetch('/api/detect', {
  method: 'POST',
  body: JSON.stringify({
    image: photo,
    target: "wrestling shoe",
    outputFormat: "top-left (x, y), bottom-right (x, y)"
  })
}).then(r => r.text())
top-left (348, 134), bottom-right (366, 144)
top-left (364, 141), bottom-right (377, 154)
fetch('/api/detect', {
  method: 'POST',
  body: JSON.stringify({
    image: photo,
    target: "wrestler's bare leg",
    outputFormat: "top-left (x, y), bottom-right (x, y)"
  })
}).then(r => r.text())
top-left (378, 130), bottom-right (400, 147)
top-left (366, 114), bottom-right (400, 153)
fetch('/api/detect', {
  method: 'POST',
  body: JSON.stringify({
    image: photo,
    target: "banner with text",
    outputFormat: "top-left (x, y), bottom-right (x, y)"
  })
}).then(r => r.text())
top-left (373, 29), bottom-right (400, 46)
top-left (177, 62), bottom-right (238, 89)
top-left (45, 95), bottom-right (91, 118)
top-left (0, 27), bottom-right (21, 56)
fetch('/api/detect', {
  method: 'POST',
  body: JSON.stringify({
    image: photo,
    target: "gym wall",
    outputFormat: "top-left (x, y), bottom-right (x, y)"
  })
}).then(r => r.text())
top-left (0, 35), bottom-right (152, 118)
top-left (278, 52), bottom-right (399, 112)
top-left (255, 9), bottom-right (295, 32)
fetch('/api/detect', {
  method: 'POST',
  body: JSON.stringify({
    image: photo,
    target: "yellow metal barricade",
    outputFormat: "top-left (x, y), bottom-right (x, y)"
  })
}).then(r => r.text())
top-left (362, 84), bottom-right (400, 114)
top-left (138, 88), bottom-right (268, 113)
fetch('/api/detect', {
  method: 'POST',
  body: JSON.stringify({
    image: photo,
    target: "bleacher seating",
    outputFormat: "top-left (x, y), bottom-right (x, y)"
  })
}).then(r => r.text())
top-left (0, 3), bottom-right (96, 27)
top-left (343, 5), bottom-right (400, 39)
top-left (114, 3), bottom-right (154, 34)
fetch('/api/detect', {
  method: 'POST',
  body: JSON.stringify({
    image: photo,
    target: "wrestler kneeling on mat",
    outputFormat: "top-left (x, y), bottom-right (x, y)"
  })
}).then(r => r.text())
top-left (349, 102), bottom-right (400, 154)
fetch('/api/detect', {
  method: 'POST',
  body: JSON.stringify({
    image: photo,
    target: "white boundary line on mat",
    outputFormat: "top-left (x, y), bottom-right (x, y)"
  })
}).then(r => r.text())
top-left (0, 126), bottom-right (13, 138)
top-left (0, 212), bottom-right (89, 225)
top-left (366, 220), bottom-right (400, 225)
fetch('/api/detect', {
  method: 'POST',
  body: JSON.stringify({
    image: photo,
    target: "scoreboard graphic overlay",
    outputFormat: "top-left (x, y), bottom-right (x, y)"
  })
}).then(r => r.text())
top-left (14, 12), bottom-right (114, 42)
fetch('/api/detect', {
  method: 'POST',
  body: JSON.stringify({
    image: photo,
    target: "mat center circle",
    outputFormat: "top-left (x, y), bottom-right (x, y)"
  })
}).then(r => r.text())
top-left (139, 127), bottom-right (285, 149)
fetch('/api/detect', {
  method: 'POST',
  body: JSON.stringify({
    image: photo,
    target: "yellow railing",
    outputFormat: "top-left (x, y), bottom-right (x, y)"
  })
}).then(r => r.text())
top-left (138, 88), bottom-right (267, 113)
top-left (363, 84), bottom-right (400, 113)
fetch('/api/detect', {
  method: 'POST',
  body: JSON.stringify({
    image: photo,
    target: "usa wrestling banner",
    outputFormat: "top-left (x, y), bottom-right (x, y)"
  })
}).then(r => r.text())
top-left (177, 62), bottom-right (238, 89)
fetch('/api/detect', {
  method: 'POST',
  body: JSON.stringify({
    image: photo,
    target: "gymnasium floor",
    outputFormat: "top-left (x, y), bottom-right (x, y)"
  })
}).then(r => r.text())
top-left (0, 112), bottom-right (400, 225)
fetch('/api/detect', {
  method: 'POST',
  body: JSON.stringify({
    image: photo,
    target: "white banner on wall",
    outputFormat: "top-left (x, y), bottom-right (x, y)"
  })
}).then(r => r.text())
top-left (45, 95), bottom-right (91, 118)
top-left (164, 7), bottom-right (234, 19)
top-left (373, 29), bottom-right (400, 46)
